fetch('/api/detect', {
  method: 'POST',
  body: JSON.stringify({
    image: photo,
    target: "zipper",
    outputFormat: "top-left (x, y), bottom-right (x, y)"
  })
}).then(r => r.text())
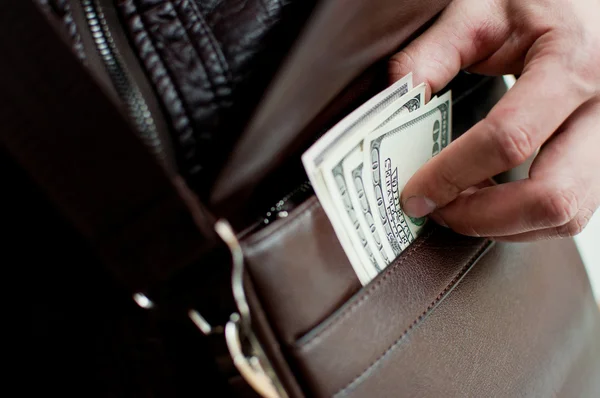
top-left (69, 0), bottom-right (177, 174)
top-left (240, 181), bottom-right (314, 238)
top-left (69, 0), bottom-right (315, 238)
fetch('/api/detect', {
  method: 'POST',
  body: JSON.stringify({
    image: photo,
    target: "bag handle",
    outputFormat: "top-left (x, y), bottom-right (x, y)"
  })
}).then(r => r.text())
top-left (0, 0), bottom-right (218, 294)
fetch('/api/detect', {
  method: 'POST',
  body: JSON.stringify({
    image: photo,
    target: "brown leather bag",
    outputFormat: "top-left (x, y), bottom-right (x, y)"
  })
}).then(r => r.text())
top-left (2, 1), bottom-right (599, 397)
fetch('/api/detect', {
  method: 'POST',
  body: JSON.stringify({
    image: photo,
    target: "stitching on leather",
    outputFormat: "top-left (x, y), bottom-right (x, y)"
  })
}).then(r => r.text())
top-left (187, 0), bottom-right (232, 86)
top-left (297, 229), bottom-right (436, 351)
top-left (171, 0), bottom-right (232, 99)
top-left (131, 0), bottom-right (196, 132)
top-left (243, 198), bottom-right (321, 253)
top-left (168, 1), bottom-right (219, 98)
top-left (333, 239), bottom-right (492, 397)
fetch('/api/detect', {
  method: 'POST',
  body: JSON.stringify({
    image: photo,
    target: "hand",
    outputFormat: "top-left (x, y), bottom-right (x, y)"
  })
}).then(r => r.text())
top-left (391, 0), bottom-right (600, 241)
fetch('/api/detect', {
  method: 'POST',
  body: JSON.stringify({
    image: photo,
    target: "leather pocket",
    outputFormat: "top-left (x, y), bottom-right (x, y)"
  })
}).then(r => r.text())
top-left (291, 226), bottom-right (492, 397)
top-left (242, 195), bottom-right (492, 396)
top-left (243, 197), bottom-right (362, 345)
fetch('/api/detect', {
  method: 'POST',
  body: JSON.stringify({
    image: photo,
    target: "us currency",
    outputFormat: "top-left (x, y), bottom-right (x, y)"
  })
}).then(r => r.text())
top-left (302, 74), bottom-right (413, 284)
top-left (361, 91), bottom-right (452, 265)
top-left (302, 73), bottom-right (413, 176)
top-left (320, 84), bottom-right (427, 282)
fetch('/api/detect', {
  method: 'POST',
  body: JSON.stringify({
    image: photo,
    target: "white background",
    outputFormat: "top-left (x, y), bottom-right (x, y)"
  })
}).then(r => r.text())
top-left (575, 213), bottom-right (600, 302)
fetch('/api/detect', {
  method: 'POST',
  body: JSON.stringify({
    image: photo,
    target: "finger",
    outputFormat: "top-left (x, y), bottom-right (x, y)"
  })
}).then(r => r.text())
top-left (430, 179), bottom-right (585, 236)
top-left (401, 51), bottom-right (596, 218)
top-left (430, 99), bottom-right (600, 237)
top-left (493, 209), bottom-right (597, 242)
top-left (389, 1), bottom-right (507, 93)
top-left (428, 178), bottom-right (496, 227)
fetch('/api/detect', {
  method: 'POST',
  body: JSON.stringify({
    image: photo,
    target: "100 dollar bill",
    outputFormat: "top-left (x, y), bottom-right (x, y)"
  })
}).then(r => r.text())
top-left (302, 74), bottom-right (414, 284)
top-left (320, 85), bottom-right (427, 282)
top-left (302, 72), bottom-right (452, 285)
top-left (361, 91), bottom-right (452, 264)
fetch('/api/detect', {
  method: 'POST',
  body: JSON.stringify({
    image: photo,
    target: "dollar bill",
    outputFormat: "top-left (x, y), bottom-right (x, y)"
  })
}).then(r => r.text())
top-left (301, 71), bottom-right (453, 285)
top-left (302, 73), bottom-right (413, 175)
top-left (302, 74), bottom-right (413, 284)
top-left (320, 85), bottom-right (427, 278)
top-left (362, 91), bottom-right (452, 260)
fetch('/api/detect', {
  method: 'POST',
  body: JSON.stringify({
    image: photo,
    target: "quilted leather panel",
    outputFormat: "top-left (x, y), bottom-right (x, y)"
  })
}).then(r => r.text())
top-left (117, 0), bottom-right (317, 197)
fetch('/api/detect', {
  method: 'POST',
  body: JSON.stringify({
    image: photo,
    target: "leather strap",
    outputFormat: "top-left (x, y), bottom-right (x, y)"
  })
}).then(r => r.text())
top-left (0, 3), bottom-right (271, 397)
top-left (0, 0), bottom-right (219, 295)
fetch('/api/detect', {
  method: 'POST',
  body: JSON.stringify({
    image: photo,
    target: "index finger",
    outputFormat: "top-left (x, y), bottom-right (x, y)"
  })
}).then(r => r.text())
top-left (400, 59), bottom-right (594, 218)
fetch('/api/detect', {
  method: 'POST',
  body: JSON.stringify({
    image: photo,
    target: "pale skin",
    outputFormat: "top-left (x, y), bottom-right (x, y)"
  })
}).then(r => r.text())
top-left (391, 0), bottom-right (600, 241)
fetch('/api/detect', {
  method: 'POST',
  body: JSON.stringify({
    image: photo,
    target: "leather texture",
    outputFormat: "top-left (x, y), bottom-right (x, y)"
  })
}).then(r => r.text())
top-left (294, 228), bottom-right (492, 397)
top-left (115, 0), bottom-right (317, 198)
top-left (243, 197), bottom-right (362, 344)
top-left (300, 234), bottom-right (600, 397)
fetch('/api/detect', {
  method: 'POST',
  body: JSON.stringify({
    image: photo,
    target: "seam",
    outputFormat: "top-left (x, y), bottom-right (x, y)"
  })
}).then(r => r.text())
top-left (167, 0), bottom-right (217, 101)
top-left (243, 199), bottom-right (321, 255)
top-left (170, 0), bottom-right (232, 102)
top-left (130, 0), bottom-right (195, 136)
top-left (333, 239), bottom-right (492, 397)
top-left (297, 229), bottom-right (436, 351)
top-left (189, 1), bottom-right (233, 86)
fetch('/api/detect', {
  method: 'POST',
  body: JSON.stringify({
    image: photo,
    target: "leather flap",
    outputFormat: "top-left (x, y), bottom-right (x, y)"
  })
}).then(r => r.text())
top-left (212, 0), bottom-right (451, 205)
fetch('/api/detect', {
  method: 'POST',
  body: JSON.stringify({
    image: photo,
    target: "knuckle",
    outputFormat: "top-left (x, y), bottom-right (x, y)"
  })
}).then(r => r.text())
top-left (556, 210), bottom-right (593, 237)
top-left (485, 115), bottom-right (535, 169)
top-left (540, 188), bottom-right (580, 227)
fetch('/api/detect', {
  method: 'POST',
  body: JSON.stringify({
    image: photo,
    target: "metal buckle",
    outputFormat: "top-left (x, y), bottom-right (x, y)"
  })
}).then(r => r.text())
top-left (132, 219), bottom-right (286, 397)
top-left (189, 220), bottom-right (287, 398)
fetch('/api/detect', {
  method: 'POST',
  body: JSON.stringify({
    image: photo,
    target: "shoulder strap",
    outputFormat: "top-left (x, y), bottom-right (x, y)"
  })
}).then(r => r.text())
top-left (0, 0), bottom-right (218, 294)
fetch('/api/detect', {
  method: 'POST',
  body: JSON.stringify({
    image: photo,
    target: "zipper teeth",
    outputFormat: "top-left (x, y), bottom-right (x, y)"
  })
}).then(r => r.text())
top-left (271, 181), bottom-right (312, 212)
top-left (81, 0), bottom-right (164, 162)
top-left (239, 181), bottom-right (314, 238)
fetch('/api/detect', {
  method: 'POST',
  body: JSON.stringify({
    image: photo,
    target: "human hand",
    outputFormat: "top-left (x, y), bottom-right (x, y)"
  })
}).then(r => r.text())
top-left (390, 0), bottom-right (600, 241)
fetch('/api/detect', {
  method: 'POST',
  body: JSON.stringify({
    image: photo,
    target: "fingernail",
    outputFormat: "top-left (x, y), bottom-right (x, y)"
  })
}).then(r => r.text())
top-left (429, 212), bottom-right (449, 228)
top-left (403, 196), bottom-right (437, 218)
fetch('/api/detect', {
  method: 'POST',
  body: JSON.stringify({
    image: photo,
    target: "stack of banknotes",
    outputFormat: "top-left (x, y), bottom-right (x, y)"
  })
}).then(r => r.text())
top-left (302, 73), bottom-right (452, 285)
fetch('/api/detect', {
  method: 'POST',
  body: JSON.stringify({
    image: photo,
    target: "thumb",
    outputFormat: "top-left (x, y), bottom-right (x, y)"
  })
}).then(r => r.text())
top-left (389, 2), bottom-right (502, 93)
